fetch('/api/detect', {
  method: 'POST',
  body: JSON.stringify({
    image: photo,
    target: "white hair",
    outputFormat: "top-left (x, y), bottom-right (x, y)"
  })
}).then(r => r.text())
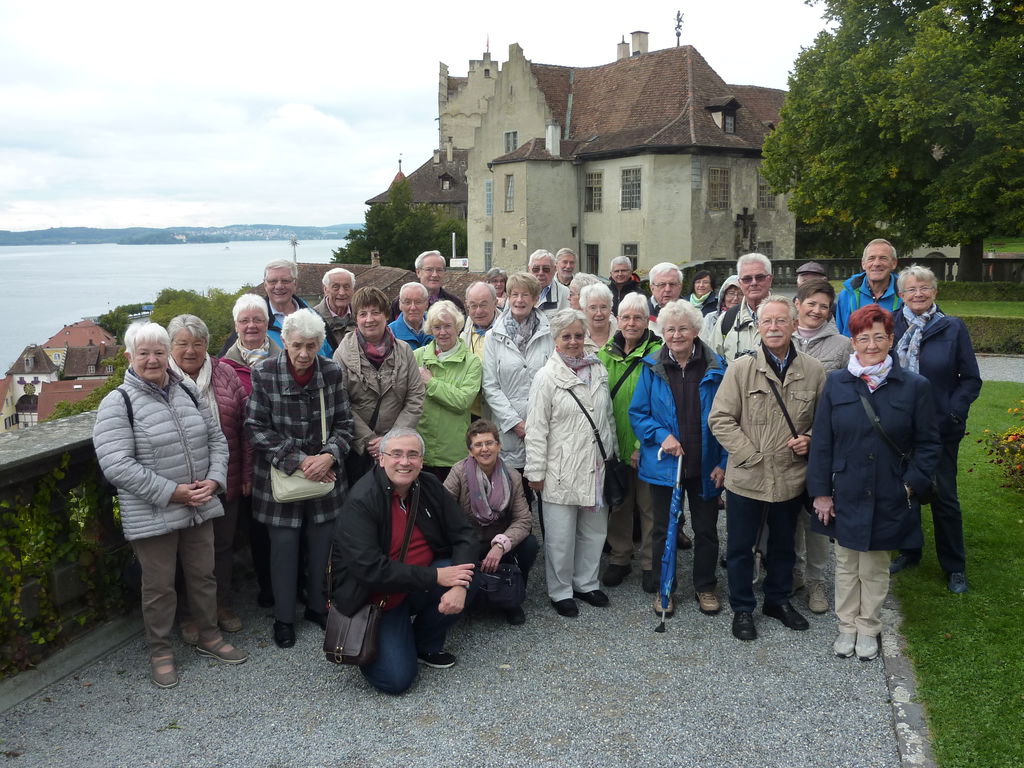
top-left (465, 281), bottom-right (497, 302)
top-left (166, 314), bottom-right (210, 344)
top-left (555, 248), bottom-right (576, 261)
top-left (380, 427), bottom-right (425, 455)
top-left (569, 273), bottom-right (600, 293)
top-left (415, 250), bottom-right (444, 270)
top-left (264, 258), bottom-right (297, 280)
top-left (580, 282), bottom-right (613, 308)
top-left (424, 300), bottom-right (465, 334)
top-left (863, 238), bottom-right (897, 261)
top-left (736, 252), bottom-right (772, 275)
top-left (610, 255), bottom-right (632, 271)
top-left (549, 308), bottom-right (586, 338)
top-left (322, 267), bottom-right (356, 288)
top-left (897, 264), bottom-right (937, 292)
top-left (232, 293), bottom-right (269, 322)
top-left (758, 294), bottom-right (798, 320)
top-left (648, 262), bottom-right (682, 284)
top-left (281, 309), bottom-right (326, 345)
top-left (399, 282), bottom-right (429, 300)
top-left (657, 300), bottom-right (703, 331)
top-left (528, 249), bottom-right (555, 267)
top-left (125, 322), bottom-right (170, 355)
top-left (617, 292), bottom-right (649, 317)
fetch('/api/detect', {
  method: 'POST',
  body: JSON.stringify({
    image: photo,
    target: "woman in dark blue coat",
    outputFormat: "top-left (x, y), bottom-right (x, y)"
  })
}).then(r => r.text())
top-left (807, 305), bottom-right (940, 662)
top-left (890, 265), bottom-right (981, 593)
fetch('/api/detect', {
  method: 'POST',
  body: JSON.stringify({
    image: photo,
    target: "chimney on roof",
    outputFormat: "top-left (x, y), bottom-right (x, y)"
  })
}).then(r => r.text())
top-left (631, 30), bottom-right (649, 56)
top-left (617, 37), bottom-right (629, 61)
top-left (545, 122), bottom-right (560, 157)
top-left (446, 136), bottom-right (453, 163)
top-left (370, 250), bottom-right (381, 267)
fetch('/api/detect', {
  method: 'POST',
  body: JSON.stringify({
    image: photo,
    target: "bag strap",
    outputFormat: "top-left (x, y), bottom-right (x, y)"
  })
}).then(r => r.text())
top-left (318, 388), bottom-right (328, 445)
top-left (609, 356), bottom-right (644, 400)
top-left (117, 387), bottom-right (134, 427)
top-left (565, 387), bottom-right (608, 461)
top-left (858, 393), bottom-right (908, 462)
top-left (721, 303), bottom-right (741, 335)
top-left (766, 378), bottom-right (799, 440)
top-left (367, 396), bottom-right (384, 433)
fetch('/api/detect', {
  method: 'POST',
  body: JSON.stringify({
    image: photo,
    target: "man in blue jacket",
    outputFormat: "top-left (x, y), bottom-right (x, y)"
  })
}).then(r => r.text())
top-left (834, 239), bottom-right (902, 336)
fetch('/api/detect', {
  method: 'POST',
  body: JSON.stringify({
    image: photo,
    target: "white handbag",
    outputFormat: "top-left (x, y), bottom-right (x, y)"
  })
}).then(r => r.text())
top-left (270, 388), bottom-right (334, 503)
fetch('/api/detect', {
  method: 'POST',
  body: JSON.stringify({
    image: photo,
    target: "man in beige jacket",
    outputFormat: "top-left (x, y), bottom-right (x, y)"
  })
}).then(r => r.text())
top-left (708, 296), bottom-right (826, 642)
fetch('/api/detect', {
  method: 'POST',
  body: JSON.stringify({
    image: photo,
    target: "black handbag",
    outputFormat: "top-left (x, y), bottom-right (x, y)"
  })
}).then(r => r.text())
top-left (565, 388), bottom-right (628, 507)
top-left (472, 562), bottom-right (525, 610)
top-left (858, 394), bottom-right (939, 505)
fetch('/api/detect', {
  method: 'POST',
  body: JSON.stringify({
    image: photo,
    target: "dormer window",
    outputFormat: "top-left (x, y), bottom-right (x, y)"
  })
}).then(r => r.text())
top-left (723, 111), bottom-right (736, 134)
top-left (439, 172), bottom-right (455, 191)
top-left (706, 97), bottom-right (740, 134)
top-left (24, 356), bottom-right (33, 371)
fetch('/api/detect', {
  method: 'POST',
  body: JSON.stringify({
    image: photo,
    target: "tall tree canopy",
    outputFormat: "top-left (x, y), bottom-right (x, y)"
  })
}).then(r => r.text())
top-left (332, 179), bottom-right (466, 270)
top-left (762, 1), bottom-right (1024, 278)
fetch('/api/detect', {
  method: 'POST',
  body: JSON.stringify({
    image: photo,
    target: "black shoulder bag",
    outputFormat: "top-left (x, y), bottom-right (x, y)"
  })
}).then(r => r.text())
top-left (858, 393), bottom-right (938, 505)
top-left (565, 388), bottom-right (629, 507)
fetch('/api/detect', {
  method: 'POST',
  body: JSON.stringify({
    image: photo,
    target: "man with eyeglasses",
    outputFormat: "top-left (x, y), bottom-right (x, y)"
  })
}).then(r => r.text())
top-left (529, 249), bottom-right (569, 316)
top-left (646, 262), bottom-right (684, 331)
top-left (554, 247), bottom-right (577, 287)
top-left (460, 281), bottom-right (499, 420)
top-left (709, 252), bottom-right (774, 360)
top-left (389, 250), bottom-right (465, 320)
top-left (834, 238), bottom-right (901, 337)
top-left (330, 427), bottom-right (478, 694)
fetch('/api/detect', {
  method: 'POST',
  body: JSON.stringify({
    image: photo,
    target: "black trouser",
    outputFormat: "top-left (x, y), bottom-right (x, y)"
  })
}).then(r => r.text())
top-left (900, 440), bottom-right (966, 574)
top-left (726, 491), bottom-right (802, 612)
top-left (650, 480), bottom-right (719, 593)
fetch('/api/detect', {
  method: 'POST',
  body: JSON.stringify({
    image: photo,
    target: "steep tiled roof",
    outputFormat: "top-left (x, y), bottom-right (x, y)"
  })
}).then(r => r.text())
top-left (62, 343), bottom-right (124, 378)
top-left (491, 138), bottom-right (581, 164)
top-left (42, 320), bottom-right (115, 350)
top-left (37, 379), bottom-right (106, 421)
top-left (366, 150), bottom-right (469, 206)
top-left (529, 64), bottom-right (572, 130)
top-left (726, 84), bottom-right (786, 129)
top-left (6, 345), bottom-right (59, 376)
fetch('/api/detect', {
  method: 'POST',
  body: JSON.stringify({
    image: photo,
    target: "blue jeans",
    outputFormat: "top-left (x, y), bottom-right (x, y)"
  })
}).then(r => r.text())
top-left (726, 491), bottom-right (803, 613)
top-left (360, 559), bottom-right (470, 695)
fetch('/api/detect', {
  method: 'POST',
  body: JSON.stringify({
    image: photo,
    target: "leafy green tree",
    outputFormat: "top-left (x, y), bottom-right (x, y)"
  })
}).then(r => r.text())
top-left (333, 179), bottom-right (466, 270)
top-left (762, 1), bottom-right (1024, 279)
top-left (149, 287), bottom-right (249, 353)
top-left (96, 303), bottom-right (145, 342)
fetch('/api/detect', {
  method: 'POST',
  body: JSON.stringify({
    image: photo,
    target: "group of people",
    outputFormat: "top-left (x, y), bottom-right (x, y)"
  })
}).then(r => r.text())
top-left (93, 239), bottom-right (980, 694)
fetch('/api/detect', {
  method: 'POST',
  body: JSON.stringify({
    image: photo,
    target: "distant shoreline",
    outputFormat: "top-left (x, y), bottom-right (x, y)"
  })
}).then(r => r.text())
top-left (0, 224), bottom-right (357, 247)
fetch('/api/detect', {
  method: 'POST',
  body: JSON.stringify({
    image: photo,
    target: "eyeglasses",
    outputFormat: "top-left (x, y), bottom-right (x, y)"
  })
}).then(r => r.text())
top-left (901, 286), bottom-right (935, 295)
top-left (758, 317), bottom-right (791, 327)
top-left (652, 281), bottom-right (681, 290)
top-left (470, 439), bottom-right (499, 449)
top-left (265, 278), bottom-right (295, 286)
top-left (854, 334), bottom-right (891, 346)
top-left (530, 266), bottom-right (552, 273)
top-left (380, 450), bottom-right (423, 461)
top-left (739, 273), bottom-right (770, 284)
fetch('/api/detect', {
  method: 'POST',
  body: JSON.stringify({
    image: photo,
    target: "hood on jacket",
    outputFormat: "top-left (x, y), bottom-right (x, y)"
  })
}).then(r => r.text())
top-left (717, 274), bottom-right (741, 303)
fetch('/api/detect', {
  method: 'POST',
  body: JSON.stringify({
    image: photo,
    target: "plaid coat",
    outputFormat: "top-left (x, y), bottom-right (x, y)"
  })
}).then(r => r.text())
top-left (246, 354), bottom-right (354, 527)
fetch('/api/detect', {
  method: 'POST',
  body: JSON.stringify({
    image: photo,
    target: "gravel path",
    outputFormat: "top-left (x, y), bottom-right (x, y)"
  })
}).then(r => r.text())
top-left (977, 353), bottom-right (1024, 383)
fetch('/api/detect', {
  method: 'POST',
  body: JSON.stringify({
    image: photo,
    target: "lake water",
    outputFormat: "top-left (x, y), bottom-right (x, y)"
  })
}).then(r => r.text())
top-left (1, 240), bottom-right (342, 371)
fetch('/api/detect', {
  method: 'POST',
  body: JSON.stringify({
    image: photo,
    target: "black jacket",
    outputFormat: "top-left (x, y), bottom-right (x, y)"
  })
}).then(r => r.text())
top-left (330, 466), bottom-right (477, 615)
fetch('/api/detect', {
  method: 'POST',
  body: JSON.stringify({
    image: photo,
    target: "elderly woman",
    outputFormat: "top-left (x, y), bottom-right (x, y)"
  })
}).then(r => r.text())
top-left (444, 420), bottom-right (539, 625)
top-left (890, 265), bottom-right (981, 593)
top-left (333, 286), bottom-right (425, 478)
top-left (581, 282), bottom-right (618, 352)
top-left (790, 279), bottom-right (851, 613)
top-left (247, 311), bottom-right (354, 648)
top-left (167, 314), bottom-right (249, 638)
top-left (808, 305), bottom-right (941, 660)
top-left (568, 272), bottom-right (600, 311)
top-left (525, 309), bottom-right (617, 617)
top-left (700, 276), bottom-right (741, 343)
top-left (413, 300), bottom-right (483, 480)
top-left (484, 267), bottom-right (508, 310)
top-left (689, 270), bottom-right (718, 317)
top-left (629, 301), bottom-right (727, 617)
top-left (94, 323), bottom-right (246, 689)
top-left (597, 292), bottom-right (662, 591)
top-left (482, 272), bottom-right (553, 491)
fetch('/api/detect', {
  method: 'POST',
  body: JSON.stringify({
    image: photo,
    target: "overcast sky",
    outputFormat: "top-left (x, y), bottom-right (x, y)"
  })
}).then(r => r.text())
top-left (0, 1), bottom-right (832, 232)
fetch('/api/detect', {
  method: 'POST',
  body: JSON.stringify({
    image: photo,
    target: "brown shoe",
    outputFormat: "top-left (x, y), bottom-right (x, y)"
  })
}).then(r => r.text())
top-left (653, 594), bottom-right (675, 618)
top-left (150, 656), bottom-right (178, 689)
top-left (218, 607), bottom-right (243, 633)
top-left (196, 638), bottom-right (249, 665)
top-left (807, 581), bottom-right (828, 614)
top-left (179, 620), bottom-right (198, 646)
top-left (695, 591), bottom-right (721, 615)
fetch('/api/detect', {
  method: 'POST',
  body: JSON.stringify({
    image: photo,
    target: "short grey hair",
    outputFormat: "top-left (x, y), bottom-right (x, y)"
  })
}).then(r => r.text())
top-left (424, 300), bottom-right (465, 334)
top-left (549, 308), bottom-right (586, 339)
top-left (610, 255), bottom-right (632, 271)
top-left (580, 282), bottom-right (613, 308)
top-left (617, 292), bottom-right (649, 317)
top-left (737, 252), bottom-right (772, 275)
top-left (897, 264), bottom-right (937, 292)
top-left (465, 281), bottom-right (497, 302)
top-left (125, 322), bottom-right (170, 355)
top-left (399, 282), bottom-right (429, 300)
top-left (648, 262), bottom-right (682, 284)
top-left (281, 309), bottom-right (326, 346)
top-left (484, 267), bottom-right (507, 282)
top-left (555, 248), bottom-right (576, 261)
top-left (758, 294), bottom-right (798, 321)
top-left (569, 272), bottom-right (600, 293)
top-left (415, 250), bottom-right (444, 270)
top-left (167, 314), bottom-right (210, 345)
top-left (264, 258), bottom-right (297, 280)
top-left (528, 249), bottom-right (555, 267)
top-left (657, 300), bottom-right (703, 331)
top-left (863, 238), bottom-right (897, 261)
top-left (232, 293), bottom-right (269, 322)
top-left (380, 427), bottom-right (425, 456)
top-left (322, 267), bottom-right (356, 288)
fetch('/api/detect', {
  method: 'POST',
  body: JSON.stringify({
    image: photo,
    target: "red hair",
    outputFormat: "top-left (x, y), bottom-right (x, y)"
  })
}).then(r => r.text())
top-left (848, 304), bottom-right (894, 337)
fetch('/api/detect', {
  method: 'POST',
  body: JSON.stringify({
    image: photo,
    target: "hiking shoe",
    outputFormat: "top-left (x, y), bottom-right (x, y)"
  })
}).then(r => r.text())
top-left (947, 572), bottom-right (969, 594)
top-left (417, 651), bottom-right (457, 669)
top-left (833, 632), bottom-right (856, 658)
top-left (807, 581), bottom-right (828, 614)
top-left (602, 563), bottom-right (631, 587)
top-left (856, 633), bottom-right (879, 661)
top-left (695, 591), bottom-right (721, 615)
top-left (654, 594), bottom-right (675, 618)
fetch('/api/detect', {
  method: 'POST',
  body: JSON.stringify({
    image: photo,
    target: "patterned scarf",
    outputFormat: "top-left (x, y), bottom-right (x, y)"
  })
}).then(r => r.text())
top-left (168, 354), bottom-right (219, 424)
top-left (558, 352), bottom-right (599, 385)
top-left (896, 304), bottom-right (941, 374)
top-left (358, 328), bottom-right (395, 370)
top-left (848, 353), bottom-right (893, 392)
top-left (236, 337), bottom-right (271, 368)
top-left (462, 456), bottom-right (511, 525)
top-left (503, 309), bottom-right (540, 354)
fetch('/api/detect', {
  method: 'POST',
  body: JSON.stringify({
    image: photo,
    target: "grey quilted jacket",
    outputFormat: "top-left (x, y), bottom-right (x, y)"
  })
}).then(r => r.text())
top-left (93, 368), bottom-right (228, 541)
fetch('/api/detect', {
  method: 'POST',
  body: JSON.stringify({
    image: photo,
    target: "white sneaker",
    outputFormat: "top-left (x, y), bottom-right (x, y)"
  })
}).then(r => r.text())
top-left (856, 633), bottom-right (879, 661)
top-left (833, 632), bottom-right (856, 658)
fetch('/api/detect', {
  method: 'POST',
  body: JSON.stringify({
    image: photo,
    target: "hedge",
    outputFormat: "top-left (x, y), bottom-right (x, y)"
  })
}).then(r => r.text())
top-left (936, 282), bottom-right (1024, 301)
top-left (960, 315), bottom-right (1024, 354)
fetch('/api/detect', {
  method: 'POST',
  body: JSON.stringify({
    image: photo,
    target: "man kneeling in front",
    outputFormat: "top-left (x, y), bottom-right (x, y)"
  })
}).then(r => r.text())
top-left (330, 427), bottom-right (477, 694)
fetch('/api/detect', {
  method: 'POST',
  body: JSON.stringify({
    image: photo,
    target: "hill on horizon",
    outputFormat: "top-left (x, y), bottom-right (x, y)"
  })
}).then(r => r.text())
top-left (0, 224), bottom-right (359, 246)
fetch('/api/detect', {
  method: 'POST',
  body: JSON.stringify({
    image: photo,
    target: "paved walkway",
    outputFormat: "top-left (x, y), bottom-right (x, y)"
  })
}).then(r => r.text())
top-left (0, 535), bottom-right (915, 768)
top-left (977, 353), bottom-right (1024, 384)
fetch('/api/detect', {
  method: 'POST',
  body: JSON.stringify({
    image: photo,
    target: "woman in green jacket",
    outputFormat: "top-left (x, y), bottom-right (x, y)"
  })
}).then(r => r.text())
top-left (413, 300), bottom-right (483, 481)
top-left (596, 291), bottom-right (663, 591)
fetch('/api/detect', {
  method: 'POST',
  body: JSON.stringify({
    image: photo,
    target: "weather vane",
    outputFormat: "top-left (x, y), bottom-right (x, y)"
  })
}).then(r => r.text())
top-left (675, 10), bottom-right (683, 46)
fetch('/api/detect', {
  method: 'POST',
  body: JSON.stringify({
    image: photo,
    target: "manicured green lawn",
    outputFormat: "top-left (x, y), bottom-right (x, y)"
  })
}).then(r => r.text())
top-left (894, 381), bottom-right (1024, 768)
top-left (940, 300), bottom-right (1024, 318)
top-left (985, 237), bottom-right (1024, 253)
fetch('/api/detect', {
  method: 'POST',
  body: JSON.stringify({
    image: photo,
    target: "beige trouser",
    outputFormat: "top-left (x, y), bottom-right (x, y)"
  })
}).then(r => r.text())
top-left (605, 469), bottom-right (654, 570)
top-left (131, 522), bottom-right (220, 659)
top-left (794, 512), bottom-right (831, 583)
top-left (834, 545), bottom-right (889, 637)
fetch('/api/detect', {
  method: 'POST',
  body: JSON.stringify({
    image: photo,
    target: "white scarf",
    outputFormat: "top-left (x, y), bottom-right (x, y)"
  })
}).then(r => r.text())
top-left (169, 354), bottom-right (220, 424)
top-left (847, 353), bottom-right (892, 393)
